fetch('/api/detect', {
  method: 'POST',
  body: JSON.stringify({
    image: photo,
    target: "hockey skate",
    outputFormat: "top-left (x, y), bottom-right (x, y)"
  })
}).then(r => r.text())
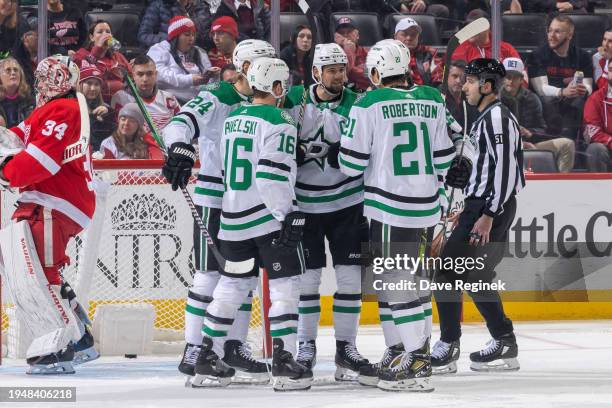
top-left (26, 344), bottom-right (76, 375)
top-left (358, 343), bottom-right (404, 386)
top-left (296, 339), bottom-right (316, 370)
top-left (470, 333), bottom-right (520, 372)
top-left (431, 340), bottom-right (460, 375)
top-left (377, 342), bottom-right (434, 393)
top-left (222, 340), bottom-right (270, 384)
top-left (272, 339), bottom-right (313, 391)
top-left (179, 343), bottom-right (201, 377)
top-left (190, 338), bottom-right (235, 388)
top-left (334, 340), bottom-right (369, 382)
top-left (72, 327), bottom-right (100, 366)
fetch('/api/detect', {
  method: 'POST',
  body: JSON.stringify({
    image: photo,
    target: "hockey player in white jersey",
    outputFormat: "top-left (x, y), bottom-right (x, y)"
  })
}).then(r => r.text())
top-left (282, 43), bottom-right (369, 381)
top-left (161, 39), bottom-right (276, 382)
top-left (194, 57), bottom-right (312, 391)
top-left (335, 40), bottom-right (455, 392)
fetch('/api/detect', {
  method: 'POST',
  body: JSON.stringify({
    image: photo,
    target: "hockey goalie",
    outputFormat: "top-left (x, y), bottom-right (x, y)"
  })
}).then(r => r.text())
top-left (0, 55), bottom-right (98, 374)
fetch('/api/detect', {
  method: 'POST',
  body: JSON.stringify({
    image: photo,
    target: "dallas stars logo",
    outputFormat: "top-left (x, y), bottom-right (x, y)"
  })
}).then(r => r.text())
top-left (303, 126), bottom-right (331, 171)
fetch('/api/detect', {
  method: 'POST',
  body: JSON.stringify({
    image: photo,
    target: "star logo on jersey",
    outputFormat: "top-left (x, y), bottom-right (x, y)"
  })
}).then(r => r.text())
top-left (303, 126), bottom-right (331, 171)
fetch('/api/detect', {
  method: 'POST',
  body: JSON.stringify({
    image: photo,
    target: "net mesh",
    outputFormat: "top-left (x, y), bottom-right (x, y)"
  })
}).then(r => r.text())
top-left (0, 165), bottom-right (266, 356)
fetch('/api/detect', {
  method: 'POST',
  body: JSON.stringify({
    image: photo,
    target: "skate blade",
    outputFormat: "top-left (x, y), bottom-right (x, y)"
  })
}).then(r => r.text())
top-left (190, 373), bottom-right (232, 388)
top-left (231, 370), bottom-right (271, 385)
top-left (357, 374), bottom-right (379, 387)
top-left (335, 366), bottom-right (359, 382)
top-left (27, 362), bottom-right (75, 375)
top-left (432, 361), bottom-right (457, 375)
top-left (273, 376), bottom-right (313, 391)
top-left (72, 347), bottom-right (100, 366)
top-left (470, 358), bottom-right (520, 372)
top-left (377, 377), bottom-right (434, 393)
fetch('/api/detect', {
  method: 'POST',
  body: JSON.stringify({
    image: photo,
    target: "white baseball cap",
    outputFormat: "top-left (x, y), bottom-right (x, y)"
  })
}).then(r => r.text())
top-left (395, 17), bottom-right (422, 34)
top-left (503, 57), bottom-right (524, 75)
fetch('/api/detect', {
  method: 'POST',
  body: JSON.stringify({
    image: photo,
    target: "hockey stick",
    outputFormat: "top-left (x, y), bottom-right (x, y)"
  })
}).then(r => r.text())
top-left (123, 73), bottom-right (255, 275)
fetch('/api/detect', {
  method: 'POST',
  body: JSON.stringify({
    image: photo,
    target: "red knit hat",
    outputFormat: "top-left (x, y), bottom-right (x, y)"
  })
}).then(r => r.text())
top-left (79, 66), bottom-right (103, 83)
top-left (210, 16), bottom-right (238, 40)
top-left (168, 16), bottom-right (196, 41)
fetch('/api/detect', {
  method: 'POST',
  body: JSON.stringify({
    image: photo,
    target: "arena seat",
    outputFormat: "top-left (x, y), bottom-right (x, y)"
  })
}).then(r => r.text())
top-left (330, 12), bottom-right (383, 47)
top-left (384, 13), bottom-right (442, 46)
top-left (565, 13), bottom-right (609, 50)
top-left (502, 13), bottom-right (547, 50)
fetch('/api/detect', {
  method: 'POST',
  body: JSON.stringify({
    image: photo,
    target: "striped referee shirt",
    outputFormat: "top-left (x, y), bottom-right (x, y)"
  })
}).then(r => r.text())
top-left (465, 101), bottom-right (525, 217)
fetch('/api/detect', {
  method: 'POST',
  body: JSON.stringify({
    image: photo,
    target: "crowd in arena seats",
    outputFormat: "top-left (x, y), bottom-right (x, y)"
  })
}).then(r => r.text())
top-left (1, 0), bottom-right (612, 171)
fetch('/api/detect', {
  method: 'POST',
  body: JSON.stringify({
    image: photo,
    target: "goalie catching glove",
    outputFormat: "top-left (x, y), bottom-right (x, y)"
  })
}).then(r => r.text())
top-left (272, 211), bottom-right (306, 253)
top-left (162, 142), bottom-right (196, 191)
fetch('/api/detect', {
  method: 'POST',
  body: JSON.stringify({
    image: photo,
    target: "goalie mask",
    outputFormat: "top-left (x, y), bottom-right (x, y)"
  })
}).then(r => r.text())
top-left (34, 55), bottom-right (80, 107)
top-left (366, 39), bottom-right (411, 86)
top-left (248, 57), bottom-right (290, 101)
top-left (232, 39), bottom-right (277, 75)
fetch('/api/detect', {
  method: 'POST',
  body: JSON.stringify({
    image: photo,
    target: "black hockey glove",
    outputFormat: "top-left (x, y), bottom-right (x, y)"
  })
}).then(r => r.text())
top-left (272, 211), bottom-right (306, 253)
top-left (162, 142), bottom-right (196, 191)
top-left (326, 142), bottom-right (340, 169)
top-left (445, 156), bottom-right (473, 189)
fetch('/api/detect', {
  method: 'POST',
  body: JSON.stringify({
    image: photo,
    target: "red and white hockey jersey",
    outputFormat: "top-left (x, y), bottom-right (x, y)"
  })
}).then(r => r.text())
top-left (593, 51), bottom-right (610, 91)
top-left (3, 97), bottom-right (96, 228)
top-left (111, 89), bottom-right (180, 132)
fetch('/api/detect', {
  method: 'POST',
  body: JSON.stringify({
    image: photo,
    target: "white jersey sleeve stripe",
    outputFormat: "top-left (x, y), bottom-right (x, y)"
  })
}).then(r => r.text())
top-left (26, 144), bottom-right (61, 175)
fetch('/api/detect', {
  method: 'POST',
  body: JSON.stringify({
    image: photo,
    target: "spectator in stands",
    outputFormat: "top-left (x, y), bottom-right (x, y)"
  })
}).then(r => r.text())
top-left (213, 0), bottom-right (270, 42)
top-left (529, 15), bottom-right (592, 138)
top-left (99, 103), bottom-right (164, 160)
top-left (451, 15), bottom-right (521, 63)
top-left (0, 0), bottom-right (29, 53)
top-left (384, 0), bottom-right (449, 17)
top-left (441, 59), bottom-right (478, 132)
top-left (393, 17), bottom-right (443, 87)
top-left (47, 0), bottom-right (86, 56)
top-left (593, 28), bottom-right (612, 91)
top-left (138, 0), bottom-right (213, 49)
top-left (148, 16), bottom-right (217, 104)
top-left (456, 0), bottom-right (522, 18)
top-left (111, 55), bottom-right (180, 132)
top-left (220, 63), bottom-right (237, 82)
top-left (502, 57), bottom-right (575, 172)
top-left (583, 58), bottom-right (612, 172)
top-left (0, 57), bottom-right (33, 128)
top-left (334, 17), bottom-right (369, 91)
top-left (280, 24), bottom-right (313, 86)
top-left (79, 66), bottom-right (115, 152)
top-left (522, 1), bottom-right (587, 13)
top-left (207, 16), bottom-right (238, 69)
top-left (12, 27), bottom-right (37, 88)
top-left (0, 109), bottom-right (6, 126)
top-left (73, 20), bottom-right (132, 104)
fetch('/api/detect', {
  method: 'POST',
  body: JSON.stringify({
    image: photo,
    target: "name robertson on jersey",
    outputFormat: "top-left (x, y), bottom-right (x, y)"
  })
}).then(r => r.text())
top-left (381, 102), bottom-right (438, 120)
top-left (224, 118), bottom-right (259, 135)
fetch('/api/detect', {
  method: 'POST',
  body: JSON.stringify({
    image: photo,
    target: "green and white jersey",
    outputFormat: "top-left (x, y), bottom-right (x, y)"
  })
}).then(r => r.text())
top-left (284, 85), bottom-right (362, 213)
top-left (163, 81), bottom-right (249, 208)
top-left (339, 86), bottom-right (455, 228)
top-left (219, 104), bottom-right (299, 241)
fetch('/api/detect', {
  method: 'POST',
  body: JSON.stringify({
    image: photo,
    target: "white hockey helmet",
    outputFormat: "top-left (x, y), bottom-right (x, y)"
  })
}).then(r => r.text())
top-left (34, 55), bottom-right (80, 107)
top-left (311, 43), bottom-right (348, 82)
top-left (247, 57), bottom-right (290, 99)
top-left (366, 39), bottom-right (411, 86)
top-left (232, 39), bottom-right (277, 75)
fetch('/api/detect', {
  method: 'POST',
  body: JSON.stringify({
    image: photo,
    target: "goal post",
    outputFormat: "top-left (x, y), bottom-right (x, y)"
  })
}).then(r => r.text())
top-left (0, 159), bottom-right (271, 361)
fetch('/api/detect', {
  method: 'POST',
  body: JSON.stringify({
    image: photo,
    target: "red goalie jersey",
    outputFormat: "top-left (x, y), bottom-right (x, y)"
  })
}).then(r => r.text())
top-left (3, 97), bottom-right (96, 229)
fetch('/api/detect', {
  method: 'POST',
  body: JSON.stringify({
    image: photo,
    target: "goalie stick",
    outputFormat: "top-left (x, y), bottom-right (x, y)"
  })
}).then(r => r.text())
top-left (123, 72), bottom-right (255, 275)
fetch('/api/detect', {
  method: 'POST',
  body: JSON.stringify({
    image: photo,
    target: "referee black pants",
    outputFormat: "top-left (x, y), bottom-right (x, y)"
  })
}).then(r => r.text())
top-left (434, 197), bottom-right (516, 343)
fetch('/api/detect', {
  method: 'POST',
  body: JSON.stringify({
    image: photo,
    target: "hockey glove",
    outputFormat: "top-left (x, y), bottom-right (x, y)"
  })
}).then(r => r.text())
top-left (326, 142), bottom-right (340, 169)
top-left (162, 142), bottom-right (196, 191)
top-left (272, 211), bottom-right (306, 253)
top-left (445, 156), bottom-right (472, 189)
top-left (297, 143), bottom-right (306, 166)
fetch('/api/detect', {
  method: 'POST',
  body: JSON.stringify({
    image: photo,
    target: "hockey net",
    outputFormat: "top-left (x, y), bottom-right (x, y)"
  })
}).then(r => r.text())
top-left (0, 160), bottom-right (271, 361)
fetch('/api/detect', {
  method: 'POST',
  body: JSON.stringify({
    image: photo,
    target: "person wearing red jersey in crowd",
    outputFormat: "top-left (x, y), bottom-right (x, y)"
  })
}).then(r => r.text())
top-left (583, 58), bottom-right (612, 172)
top-left (451, 13), bottom-right (520, 63)
top-left (98, 103), bottom-right (164, 160)
top-left (72, 19), bottom-right (132, 104)
top-left (0, 55), bottom-right (98, 375)
top-left (592, 28), bottom-right (612, 91)
top-left (334, 17), bottom-right (369, 91)
top-left (111, 54), bottom-right (180, 132)
top-left (207, 16), bottom-right (238, 69)
top-left (393, 17), bottom-right (443, 86)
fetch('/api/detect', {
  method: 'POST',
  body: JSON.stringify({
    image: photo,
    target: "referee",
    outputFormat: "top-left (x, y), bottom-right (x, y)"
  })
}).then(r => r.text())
top-left (431, 58), bottom-right (525, 374)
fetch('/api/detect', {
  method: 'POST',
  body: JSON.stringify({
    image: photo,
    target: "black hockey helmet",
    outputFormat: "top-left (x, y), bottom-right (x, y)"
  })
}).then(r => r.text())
top-left (464, 58), bottom-right (506, 92)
